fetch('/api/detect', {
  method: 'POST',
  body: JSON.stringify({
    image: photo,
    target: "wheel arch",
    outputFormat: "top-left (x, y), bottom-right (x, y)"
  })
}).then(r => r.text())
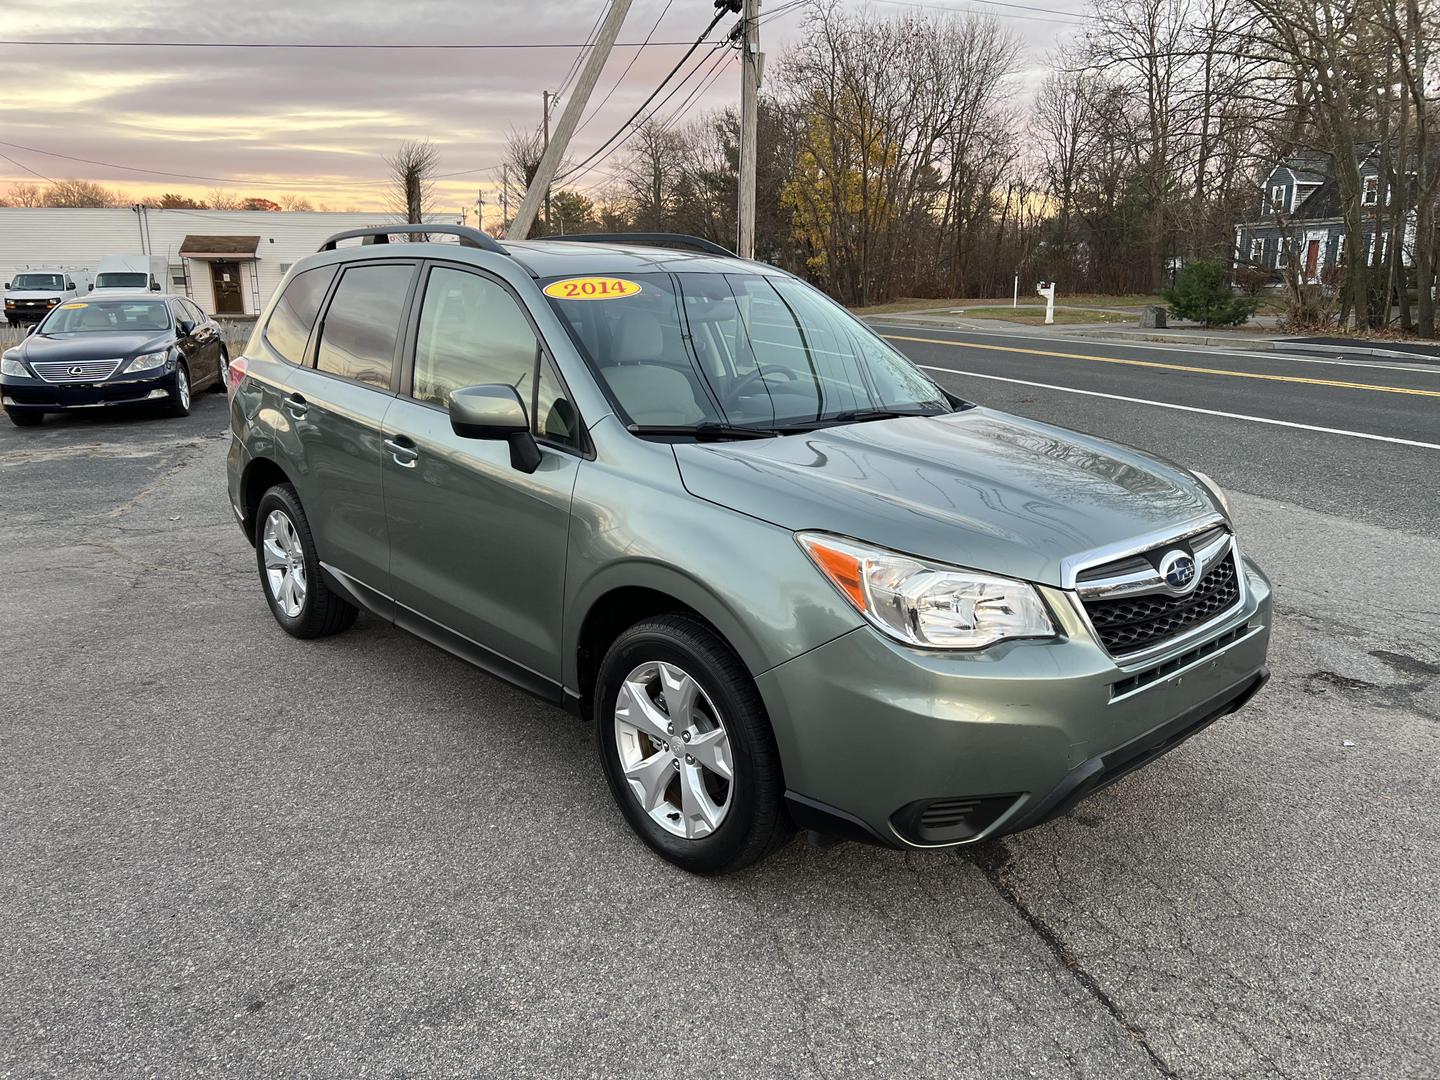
top-left (569, 567), bottom-right (771, 721)
top-left (239, 456), bottom-right (294, 544)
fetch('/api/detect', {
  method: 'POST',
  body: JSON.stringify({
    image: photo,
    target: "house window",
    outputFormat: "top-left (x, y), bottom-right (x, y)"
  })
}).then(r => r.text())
top-left (170, 264), bottom-right (186, 288)
top-left (1335, 235), bottom-right (1346, 265)
top-left (1362, 176), bottom-right (1379, 207)
top-left (1269, 184), bottom-right (1285, 213)
top-left (1276, 239), bottom-right (1291, 269)
top-left (1249, 238), bottom-right (1264, 264)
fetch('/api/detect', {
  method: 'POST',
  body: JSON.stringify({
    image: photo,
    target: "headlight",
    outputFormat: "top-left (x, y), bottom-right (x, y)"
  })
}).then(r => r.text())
top-left (1, 352), bottom-right (29, 377)
top-left (126, 350), bottom-right (169, 374)
top-left (796, 532), bottom-right (1056, 649)
top-left (1190, 469), bottom-right (1230, 515)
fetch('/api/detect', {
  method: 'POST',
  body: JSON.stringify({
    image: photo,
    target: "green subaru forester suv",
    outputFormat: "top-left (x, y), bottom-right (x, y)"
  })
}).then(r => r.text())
top-left (226, 226), bottom-right (1271, 873)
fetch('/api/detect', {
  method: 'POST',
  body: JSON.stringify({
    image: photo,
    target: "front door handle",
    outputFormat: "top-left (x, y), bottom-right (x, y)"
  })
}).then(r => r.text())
top-left (384, 436), bottom-right (419, 468)
top-left (284, 393), bottom-right (307, 419)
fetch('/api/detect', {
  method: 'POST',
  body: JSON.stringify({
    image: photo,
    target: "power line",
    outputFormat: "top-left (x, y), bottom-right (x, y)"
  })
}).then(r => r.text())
top-left (555, 2), bottom-right (612, 101)
top-left (573, 0), bottom-right (678, 139)
top-left (0, 151), bottom-right (56, 185)
top-left (556, 8), bottom-right (732, 183)
top-left (869, 0), bottom-right (1087, 26)
top-left (0, 37), bottom-right (708, 50)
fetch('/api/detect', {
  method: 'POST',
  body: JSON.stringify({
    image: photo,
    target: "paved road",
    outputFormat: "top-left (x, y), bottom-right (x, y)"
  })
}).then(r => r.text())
top-left (1, 360), bottom-right (1437, 1079)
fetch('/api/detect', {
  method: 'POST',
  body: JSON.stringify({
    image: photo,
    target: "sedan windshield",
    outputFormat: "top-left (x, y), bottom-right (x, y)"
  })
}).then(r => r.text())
top-left (543, 272), bottom-right (951, 431)
top-left (12, 274), bottom-right (64, 290)
top-left (40, 300), bottom-right (170, 334)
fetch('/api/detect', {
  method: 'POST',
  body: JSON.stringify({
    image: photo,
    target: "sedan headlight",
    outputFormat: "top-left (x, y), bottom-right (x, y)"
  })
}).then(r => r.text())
top-left (125, 350), bottom-right (169, 374)
top-left (1, 351), bottom-right (28, 377)
top-left (1190, 469), bottom-right (1230, 515)
top-left (797, 532), bottom-right (1055, 649)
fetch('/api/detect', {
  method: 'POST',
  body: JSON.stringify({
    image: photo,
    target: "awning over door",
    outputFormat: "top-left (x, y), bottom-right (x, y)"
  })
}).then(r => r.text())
top-left (178, 234), bottom-right (261, 260)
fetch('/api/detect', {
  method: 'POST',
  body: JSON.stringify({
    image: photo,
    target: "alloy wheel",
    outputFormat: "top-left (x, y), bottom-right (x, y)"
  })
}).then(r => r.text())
top-left (177, 366), bottom-right (190, 410)
top-left (614, 661), bottom-right (734, 839)
top-left (261, 509), bottom-right (307, 617)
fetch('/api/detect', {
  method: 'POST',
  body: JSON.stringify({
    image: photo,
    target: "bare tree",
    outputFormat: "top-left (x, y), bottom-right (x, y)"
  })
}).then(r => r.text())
top-left (5, 182), bottom-right (44, 207)
top-left (207, 189), bottom-right (242, 210)
top-left (385, 139), bottom-right (440, 227)
top-left (42, 179), bottom-right (124, 207)
top-left (279, 194), bottom-right (314, 211)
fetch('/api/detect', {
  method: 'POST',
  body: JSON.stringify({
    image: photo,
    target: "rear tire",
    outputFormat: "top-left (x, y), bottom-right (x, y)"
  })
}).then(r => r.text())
top-left (5, 409), bottom-right (43, 427)
top-left (211, 348), bottom-right (229, 393)
top-left (595, 614), bottom-right (792, 874)
top-left (254, 483), bottom-right (358, 639)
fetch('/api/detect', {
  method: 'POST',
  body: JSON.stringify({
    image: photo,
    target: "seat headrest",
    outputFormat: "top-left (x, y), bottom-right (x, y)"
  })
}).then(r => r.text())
top-left (611, 310), bottom-right (665, 365)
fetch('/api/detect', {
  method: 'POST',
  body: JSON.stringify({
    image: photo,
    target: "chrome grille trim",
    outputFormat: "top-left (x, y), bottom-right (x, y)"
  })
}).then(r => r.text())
top-left (30, 359), bottom-right (123, 383)
top-left (1076, 528), bottom-right (1232, 601)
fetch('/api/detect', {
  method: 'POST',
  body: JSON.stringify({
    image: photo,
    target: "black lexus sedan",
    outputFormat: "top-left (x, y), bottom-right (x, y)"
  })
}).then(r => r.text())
top-left (1, 293), bottom-right (228, 427)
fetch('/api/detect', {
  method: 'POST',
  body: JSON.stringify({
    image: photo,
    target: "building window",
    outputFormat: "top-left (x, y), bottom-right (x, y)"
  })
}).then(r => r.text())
top-left (1335, 235), bottom-right (1346, 265)
top-left (279, 263), bottom-right (293, 274)
top-left (1249, 238), bottom-right (1264, 264)
top-left (170, 264), bottom-right (186, 288)
top-left (1276, 239), bottom-right (1290, 269)
top-left (1362, 176), bottom-right (1379, 207)
top-left (1269, 184), bottom-right (1285, 213)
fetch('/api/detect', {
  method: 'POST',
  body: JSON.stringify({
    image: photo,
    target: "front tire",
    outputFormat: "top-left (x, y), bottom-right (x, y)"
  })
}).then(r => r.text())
top-left (254, 484), bottom-right (358, 639)
top-left (595, 614), bottom-right (792, 874)
top-left (166, 362), bottom-right (191, 417)
top-left (5, 409), bottom-right (43, 427)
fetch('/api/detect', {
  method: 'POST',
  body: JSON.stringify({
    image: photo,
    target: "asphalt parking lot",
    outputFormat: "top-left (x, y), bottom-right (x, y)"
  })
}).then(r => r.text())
top-left (2, 346), bottom-right (1437, 1078)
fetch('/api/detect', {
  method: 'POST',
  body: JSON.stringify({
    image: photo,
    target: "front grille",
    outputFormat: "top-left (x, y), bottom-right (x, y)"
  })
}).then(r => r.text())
top-left (1084, 553), bottom-right (1241, 656)
top-left (29, 359), bottom-right (123, 383)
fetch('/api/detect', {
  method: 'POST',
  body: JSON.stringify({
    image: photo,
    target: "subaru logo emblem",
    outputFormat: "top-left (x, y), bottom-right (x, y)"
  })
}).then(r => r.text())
top-left (67, 365), bottom-right (85, 377)
top-left (1159, 549), bottom-right (1197, 593)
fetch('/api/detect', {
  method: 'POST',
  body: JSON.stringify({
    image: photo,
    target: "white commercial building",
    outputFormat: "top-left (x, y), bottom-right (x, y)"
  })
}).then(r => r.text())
top-left (0, 208), bottom-right (462, 318)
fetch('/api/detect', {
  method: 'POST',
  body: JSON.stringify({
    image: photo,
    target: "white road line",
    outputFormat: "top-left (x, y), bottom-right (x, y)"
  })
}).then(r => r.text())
top-left (866, 319), bottom-right (1440, 370)
top-left (914, 364), bottom-right (1440, 451)
top-left (1286, 356), bottom-right (1440, 375)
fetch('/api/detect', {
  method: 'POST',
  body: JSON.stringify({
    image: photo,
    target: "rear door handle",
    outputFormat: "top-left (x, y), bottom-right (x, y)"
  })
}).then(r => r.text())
top-left (284, 393), bottom-right (307, 419)
top-left (384, 436), bottom-right (419, 468)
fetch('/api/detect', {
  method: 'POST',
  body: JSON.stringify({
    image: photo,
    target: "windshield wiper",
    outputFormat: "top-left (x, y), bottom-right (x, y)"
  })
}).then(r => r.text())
top-left (627, 423), bottom-right (780, 442)
top-left (785, 406), bottom-right (950, 430)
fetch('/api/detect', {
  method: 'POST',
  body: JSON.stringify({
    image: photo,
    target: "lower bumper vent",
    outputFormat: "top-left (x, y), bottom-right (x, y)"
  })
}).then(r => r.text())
top-left (891, 793), bottom-right (1020, 845)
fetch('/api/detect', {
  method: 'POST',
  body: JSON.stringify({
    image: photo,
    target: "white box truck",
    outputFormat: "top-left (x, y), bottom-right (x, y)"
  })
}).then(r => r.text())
top-left (4, 266), bottom-right (94, 325)
top-left (94, 254), bottom-right (169, 292)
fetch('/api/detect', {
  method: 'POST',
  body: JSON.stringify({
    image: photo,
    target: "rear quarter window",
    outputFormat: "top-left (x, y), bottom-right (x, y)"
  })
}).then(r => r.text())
top-left (263, 265), bottom-right (338, 364)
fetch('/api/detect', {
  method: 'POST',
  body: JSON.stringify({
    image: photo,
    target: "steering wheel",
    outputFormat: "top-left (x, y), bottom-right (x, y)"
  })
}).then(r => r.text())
top-left (726, 364), bottom-right (799, 401)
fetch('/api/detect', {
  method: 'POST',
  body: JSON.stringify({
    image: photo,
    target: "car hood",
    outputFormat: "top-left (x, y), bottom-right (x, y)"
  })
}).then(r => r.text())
top-left (672, 408), bottom-right (1220, 587)
top-left (17, 331), bottom-right (172, 363)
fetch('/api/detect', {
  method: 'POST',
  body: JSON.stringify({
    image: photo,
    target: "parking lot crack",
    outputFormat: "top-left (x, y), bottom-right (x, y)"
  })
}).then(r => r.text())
top-left (970, 842), bottom-right (1180, 1079)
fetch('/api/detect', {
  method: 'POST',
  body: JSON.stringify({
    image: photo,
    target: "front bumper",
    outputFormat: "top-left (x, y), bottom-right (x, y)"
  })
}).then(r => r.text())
top-left (759, 557), bottom-right (1273, 848)
top-left (4, 301), bottom-right (60, 322)
top-left (2, 368), bottom-right (177, 413)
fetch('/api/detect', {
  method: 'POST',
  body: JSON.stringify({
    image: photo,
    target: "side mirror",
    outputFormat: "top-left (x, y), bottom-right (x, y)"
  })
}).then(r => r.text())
top-left (177, 319), bottom-right (195, 336)
top-left (150, 279), bottom-right (161, 291)
top-left (25, 323), bottom-right (39, 337)
top-left (448, 384), bottom-right (541, 473)
top-left (88, 283), bottom-right (95, 291)
top-left (3, 283), bottom-right (9, 290)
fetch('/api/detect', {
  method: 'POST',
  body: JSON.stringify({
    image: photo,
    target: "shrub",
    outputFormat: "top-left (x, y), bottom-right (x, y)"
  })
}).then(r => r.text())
top-left (1164, 260), bottom-right (1262, 326)
top-left (1232, 265), bottom-right (1273, 295)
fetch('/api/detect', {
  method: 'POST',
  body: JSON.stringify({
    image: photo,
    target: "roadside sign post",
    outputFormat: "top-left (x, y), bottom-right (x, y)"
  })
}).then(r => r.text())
top-left (1036, 281), bottom-right (1056, 324)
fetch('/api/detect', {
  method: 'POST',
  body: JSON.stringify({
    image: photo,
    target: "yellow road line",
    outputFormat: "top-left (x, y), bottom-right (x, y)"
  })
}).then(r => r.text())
top-left (880, 334), bottom-right (1440, 399)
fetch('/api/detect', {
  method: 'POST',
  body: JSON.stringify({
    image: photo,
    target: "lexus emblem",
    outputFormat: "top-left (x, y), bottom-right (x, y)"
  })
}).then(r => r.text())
top-left (67, 365), bottom-right (85, 377)
top-left (1159, 549), bottom-right (1197, 593)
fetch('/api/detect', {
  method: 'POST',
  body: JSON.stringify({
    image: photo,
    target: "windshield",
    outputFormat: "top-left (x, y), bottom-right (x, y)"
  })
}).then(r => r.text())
top-left (39, 300), bottom-right (170, 334)
top-left (543, 271), bottom-right (950, 431)
top-left (12, 274), bottom-right (64, 290)
top-left (96, 272), bottom-right (148, 288)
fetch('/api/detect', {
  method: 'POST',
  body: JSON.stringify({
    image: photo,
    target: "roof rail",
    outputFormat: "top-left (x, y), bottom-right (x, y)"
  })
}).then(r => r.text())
top-left (317, 224), bottom-right (508, 255)
top-left (541, 232), bottom-right (736, 258)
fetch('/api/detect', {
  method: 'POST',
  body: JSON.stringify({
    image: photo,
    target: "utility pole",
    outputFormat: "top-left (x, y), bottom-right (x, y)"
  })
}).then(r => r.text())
top-left (477, 187), bottom-right (486, 233)
top-left (508, 0), bottom-right (633, 240)
top-left (542, 90), bottom-right (553, 233)
top-left (500, 166), bottom-right (509, 227)
top-left (737, 0), bottom-right (761, 260)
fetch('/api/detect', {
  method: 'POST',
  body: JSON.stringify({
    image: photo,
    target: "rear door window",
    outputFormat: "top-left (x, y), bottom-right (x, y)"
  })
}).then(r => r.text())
top-left (263, 265), bottom-right (338, 364)
top-left (314, 264), bottom-right (413, 390)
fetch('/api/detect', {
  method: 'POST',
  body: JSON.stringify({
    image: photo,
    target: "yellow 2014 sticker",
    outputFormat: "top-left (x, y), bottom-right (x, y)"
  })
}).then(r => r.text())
top-left (60, 302), bottom-right (88, 309)
top-left (542, 276), bottom-right (642, 301)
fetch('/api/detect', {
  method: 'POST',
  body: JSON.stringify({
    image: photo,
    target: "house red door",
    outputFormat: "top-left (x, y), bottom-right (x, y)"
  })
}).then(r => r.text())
top-left (1304, 240), bottom-right (1321, 281)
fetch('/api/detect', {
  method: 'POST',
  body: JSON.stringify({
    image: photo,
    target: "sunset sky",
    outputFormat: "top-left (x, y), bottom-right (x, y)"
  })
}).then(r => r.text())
top-left (0, 0), bottom-right (1084, 222)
